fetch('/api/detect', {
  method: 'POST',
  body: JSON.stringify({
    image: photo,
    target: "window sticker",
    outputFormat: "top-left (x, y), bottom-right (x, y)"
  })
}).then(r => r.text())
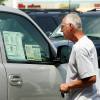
top-left (25, 44), bottom-right (42, 61)
top-left (3, 31), bottom-right (25, 60)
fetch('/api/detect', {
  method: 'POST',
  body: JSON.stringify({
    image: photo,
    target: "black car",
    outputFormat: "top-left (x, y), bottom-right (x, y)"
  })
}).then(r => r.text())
top-left (23, 9), bottom-right (68, 36)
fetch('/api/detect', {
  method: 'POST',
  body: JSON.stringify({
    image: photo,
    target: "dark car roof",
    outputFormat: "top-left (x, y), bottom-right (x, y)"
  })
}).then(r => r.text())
top-left (79, 10), bottom-right (100, 16)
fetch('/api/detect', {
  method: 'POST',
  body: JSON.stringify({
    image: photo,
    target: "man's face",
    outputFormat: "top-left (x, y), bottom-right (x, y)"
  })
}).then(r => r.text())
top-left (61, 22), bottom-right (72, 40)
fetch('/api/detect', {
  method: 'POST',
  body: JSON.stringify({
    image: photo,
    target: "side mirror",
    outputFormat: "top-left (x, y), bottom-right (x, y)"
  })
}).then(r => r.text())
top-left (57, 45), bottom-right (72, 63)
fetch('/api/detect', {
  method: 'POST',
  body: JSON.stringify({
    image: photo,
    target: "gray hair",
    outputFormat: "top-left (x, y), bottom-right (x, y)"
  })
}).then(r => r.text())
top-left (63, 12), bottom-right (82, 31)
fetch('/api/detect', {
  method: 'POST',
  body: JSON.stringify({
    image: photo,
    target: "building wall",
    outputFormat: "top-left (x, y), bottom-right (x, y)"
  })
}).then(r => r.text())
top-left (4, 0), bottom-right (68, 9)
top-left (4, 0), bottom-right (100, 10)
top-left (4, 0), bottom-right (18, 8)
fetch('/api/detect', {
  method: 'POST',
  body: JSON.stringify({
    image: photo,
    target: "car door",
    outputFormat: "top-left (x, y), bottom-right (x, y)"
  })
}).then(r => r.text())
top-left (0, 12), bottom-right (67, 100)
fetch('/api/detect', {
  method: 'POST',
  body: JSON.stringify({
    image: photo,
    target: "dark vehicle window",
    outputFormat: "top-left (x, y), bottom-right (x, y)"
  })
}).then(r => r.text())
top-left (29, 12), bottom-right (67, 36)
top-left (0, 13), bottom-right (50, 63)
top-left (33, 16), bottom-right (57, 35)
top-left (81, 16), bottom-right (100, 35)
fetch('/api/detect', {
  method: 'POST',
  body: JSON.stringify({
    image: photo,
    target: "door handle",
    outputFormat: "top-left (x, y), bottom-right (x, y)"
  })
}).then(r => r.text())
top-left (9, 74), bottom-right (23, 86)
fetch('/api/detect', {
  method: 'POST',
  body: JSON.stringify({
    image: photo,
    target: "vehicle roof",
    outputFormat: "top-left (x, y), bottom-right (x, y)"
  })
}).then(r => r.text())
top-left (29, 12), bottom-right (67, 16)
top-left (21, 9), bottom-right (69, 14)
top-left (28, 10), bottom-right (68, 17)
top-left (79, 10), bottom-right (100, 16)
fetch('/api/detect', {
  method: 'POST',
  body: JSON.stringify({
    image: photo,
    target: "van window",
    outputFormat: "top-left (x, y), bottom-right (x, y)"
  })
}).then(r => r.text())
top-left (0, 13), bottom-right (50, 63)
top-left (81, 16), bottom-right (100, 34)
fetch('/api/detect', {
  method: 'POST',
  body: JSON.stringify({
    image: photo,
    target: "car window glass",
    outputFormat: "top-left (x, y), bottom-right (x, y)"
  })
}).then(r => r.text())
top-left (50, 25), bottom-right (63, 38)
top-left (0, 13), bottom-right (50, 63)
top-left (33, 16), bottom-right (57, 33)
top-left (82, 16), bottom-right (100, 35)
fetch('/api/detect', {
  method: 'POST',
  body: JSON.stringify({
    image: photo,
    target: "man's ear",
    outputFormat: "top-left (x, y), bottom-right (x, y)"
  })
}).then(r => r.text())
top-left (69, 23), bottom-right (75, 32)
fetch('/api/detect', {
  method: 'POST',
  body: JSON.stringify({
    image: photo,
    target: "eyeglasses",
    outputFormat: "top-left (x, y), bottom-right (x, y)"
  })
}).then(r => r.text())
top-left (61, 23), bottom-right (70, 30)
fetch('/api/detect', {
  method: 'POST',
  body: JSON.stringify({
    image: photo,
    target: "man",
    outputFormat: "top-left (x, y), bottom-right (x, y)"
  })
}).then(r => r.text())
top-left (60, 13), bottom-right (100, 100)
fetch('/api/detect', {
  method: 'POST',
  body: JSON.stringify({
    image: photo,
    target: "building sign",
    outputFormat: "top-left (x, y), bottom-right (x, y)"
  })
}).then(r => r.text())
top-left (95, 3), bottom-right (100, 9)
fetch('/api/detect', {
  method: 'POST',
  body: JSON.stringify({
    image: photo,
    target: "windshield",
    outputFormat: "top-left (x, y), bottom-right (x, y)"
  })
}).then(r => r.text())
top-left (50, 13), bottom-right (100, 40)
top-left (82, 15), bottom-right (100, 37)
top-left (50, 25), bottom-right (62, 38)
